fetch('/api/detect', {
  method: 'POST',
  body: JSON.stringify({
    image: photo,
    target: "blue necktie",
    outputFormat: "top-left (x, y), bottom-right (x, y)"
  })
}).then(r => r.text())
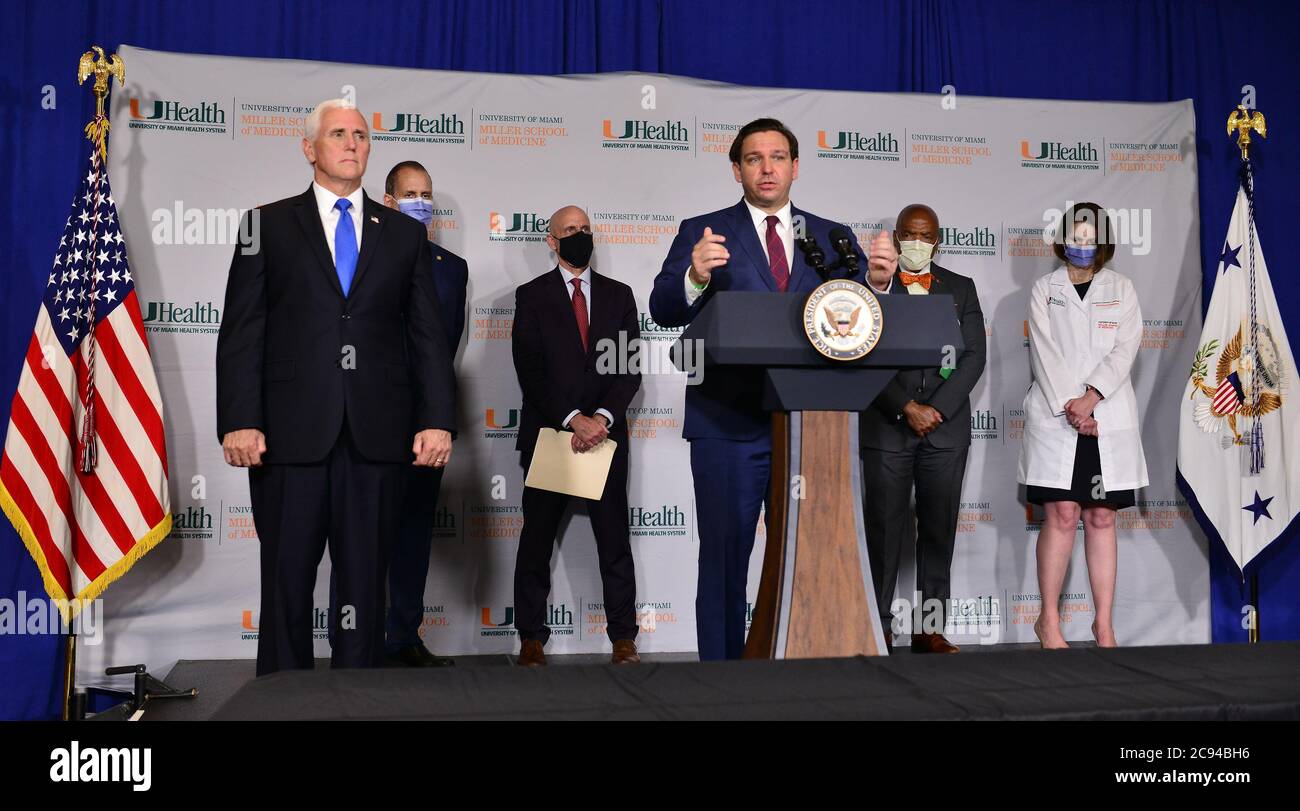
top-left (334, 198), bottom-right (358, 295)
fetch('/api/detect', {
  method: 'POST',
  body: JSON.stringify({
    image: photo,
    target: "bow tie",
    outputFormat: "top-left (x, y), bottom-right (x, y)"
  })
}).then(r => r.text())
top-left (899, 270), bottom-right (932, 291)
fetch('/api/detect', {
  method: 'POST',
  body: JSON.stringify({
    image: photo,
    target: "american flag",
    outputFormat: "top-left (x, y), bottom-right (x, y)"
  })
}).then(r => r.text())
top-left (1211, 372), bottom-right (1244, 415)
top-left (0, 145), bottom-right (171, 619)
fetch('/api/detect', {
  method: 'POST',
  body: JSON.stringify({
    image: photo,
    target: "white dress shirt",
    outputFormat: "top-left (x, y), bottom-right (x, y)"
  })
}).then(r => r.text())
top-left (312, 181), bottom-right (365, 261)
top-left (559, 266), bottom-right (615, 430)
top-left (685, 200), bottom-right (794, 304)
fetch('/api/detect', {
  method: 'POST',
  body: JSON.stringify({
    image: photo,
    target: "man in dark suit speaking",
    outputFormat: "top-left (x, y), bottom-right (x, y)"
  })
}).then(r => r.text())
top-left (860, 203), bottom-right (986, 653)
top-left (216, 99), bottom-right (456, 676)
top-left (649, 118), bottom-right (897, 660)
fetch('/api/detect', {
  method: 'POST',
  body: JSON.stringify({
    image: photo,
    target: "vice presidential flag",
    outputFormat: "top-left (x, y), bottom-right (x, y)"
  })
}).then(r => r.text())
top-left (1177, 169), bottom-right (1297, 573)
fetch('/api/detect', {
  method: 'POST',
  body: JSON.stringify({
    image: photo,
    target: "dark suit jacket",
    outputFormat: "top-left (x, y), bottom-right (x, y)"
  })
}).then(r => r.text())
top-left (428, 241), bottom-right (468, 350)
top-left (512, 268), bottom-right (642, 457)
top-left (648, 199), bottom-right (866, 441)
top-left (860, 262), bottom-right (986, 450)
top-left (216, 186), bottom-right (457, 464)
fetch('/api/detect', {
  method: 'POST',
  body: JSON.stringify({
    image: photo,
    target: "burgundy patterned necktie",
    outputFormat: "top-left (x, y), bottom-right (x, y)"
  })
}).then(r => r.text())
top-left (570, 277), bottom-right (589, 352)
top-left (765, 214), bottom-right (789, 292)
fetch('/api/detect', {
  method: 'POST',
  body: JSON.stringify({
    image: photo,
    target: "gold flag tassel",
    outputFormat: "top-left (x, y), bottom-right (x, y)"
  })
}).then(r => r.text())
top-left (74, 46), bottom-right (124, 474)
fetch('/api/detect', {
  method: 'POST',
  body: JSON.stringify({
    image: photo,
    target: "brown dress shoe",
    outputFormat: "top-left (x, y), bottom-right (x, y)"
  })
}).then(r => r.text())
top-left (910, 632), bottom-right (960, 654)
top-left (610, 639), bottom-right (640, 664)
top-left (518, 639), bottom-right (547, 666)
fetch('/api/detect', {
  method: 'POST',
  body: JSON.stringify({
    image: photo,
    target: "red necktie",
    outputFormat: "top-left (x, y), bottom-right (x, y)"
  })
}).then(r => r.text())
top-left (765, 215), bottom-right (789, 292)
top-left (571, 277), bottom-right (589, 352)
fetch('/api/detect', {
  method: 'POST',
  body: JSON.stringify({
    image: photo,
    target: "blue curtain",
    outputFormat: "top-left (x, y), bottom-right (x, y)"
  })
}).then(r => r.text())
top-left (3, 0), bottom-right (1297, 719)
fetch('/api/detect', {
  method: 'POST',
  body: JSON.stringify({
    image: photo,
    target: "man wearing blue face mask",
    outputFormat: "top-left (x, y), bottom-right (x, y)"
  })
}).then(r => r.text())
top-left (325, 160), bottom-right (468, 667)
top-left (384, 161), bottom-right (468, 351)
top-left (380, 161), bottom-right (468, 666)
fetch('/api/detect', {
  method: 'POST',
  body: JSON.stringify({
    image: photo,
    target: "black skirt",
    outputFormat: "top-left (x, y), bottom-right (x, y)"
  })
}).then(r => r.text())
top-left (1025, 434), bottom-right (1136, 509)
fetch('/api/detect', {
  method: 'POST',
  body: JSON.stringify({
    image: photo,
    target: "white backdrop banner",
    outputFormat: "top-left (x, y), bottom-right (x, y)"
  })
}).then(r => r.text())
top-left (83, 44), bottom-right (1207, 675)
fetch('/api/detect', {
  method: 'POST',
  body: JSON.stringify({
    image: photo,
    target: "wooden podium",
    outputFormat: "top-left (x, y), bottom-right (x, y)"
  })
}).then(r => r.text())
top-left (674, 291), bottom-right (964, 659)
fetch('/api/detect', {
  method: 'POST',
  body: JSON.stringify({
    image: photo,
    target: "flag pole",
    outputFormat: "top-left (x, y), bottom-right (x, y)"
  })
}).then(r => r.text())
top-left (1227, 104), bottom-right (1267, 645)
top-left (61, 628), bottom-right (77, 720)
top-left (56, 46), bottom-right (197, 720)
top-left (60, 45), bottom-right (120, 721)
top-left (1249, 573), bottom-right (1260, 643)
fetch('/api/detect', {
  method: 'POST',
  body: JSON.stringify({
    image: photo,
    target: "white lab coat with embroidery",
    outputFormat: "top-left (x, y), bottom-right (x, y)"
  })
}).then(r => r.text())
top-left (1017, 267), bottom-right (1149, 491)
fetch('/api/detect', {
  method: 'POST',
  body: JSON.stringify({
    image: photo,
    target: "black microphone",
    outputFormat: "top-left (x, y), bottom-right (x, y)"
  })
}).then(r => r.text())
top-left (796, 235), bottom-right (829, 281)
top-left (828, 226), bottom-right (859, 277)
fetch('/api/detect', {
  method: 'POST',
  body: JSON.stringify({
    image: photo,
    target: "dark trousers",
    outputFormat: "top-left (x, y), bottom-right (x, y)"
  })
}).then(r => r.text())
top-left (861, 441), bottom-right (968, 635)
top-left (249, 426), bottom-right (404, 676)
top-left (384, 466), bottom-right (445, 652)
top-left (689, 436), bottom-right (771, 661)
top-left (514, 450), bottom-right (636, 644)
top-left (326, 464), bottom-right (446, 654)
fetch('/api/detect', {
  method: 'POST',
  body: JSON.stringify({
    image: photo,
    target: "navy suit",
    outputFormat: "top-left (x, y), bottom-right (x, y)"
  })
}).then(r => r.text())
top-left (385, 242), bottom-right (468, 653)
top-left (859, 264), bottom-right (986, 634)
top-left (217, 188), bottom-right (456, 675)
top-left (650, 199), bottom-right (866, 660)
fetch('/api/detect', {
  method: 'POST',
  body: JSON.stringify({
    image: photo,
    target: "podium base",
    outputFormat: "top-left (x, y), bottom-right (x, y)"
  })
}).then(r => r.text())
top-left (744, 411), bottom-right (888, 659)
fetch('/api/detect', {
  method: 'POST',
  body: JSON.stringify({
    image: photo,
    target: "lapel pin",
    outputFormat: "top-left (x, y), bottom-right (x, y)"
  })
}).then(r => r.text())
top-left (370, 215), bottom-right (379, 223)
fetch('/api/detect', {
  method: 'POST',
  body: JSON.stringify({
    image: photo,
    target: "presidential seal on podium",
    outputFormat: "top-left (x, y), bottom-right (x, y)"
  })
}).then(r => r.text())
top-left (803, 279), bottom-right (883, 361)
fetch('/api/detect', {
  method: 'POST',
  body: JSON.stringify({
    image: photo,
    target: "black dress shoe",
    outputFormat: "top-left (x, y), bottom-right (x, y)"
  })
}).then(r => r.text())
top-left (388, 643), bottom-right (455, 667)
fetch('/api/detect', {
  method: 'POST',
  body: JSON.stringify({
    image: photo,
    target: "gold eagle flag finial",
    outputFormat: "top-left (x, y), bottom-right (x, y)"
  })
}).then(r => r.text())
top-left (77, 46), bottom-right (125, 160)
top-left (1226, 104), bottom-right (1266, 161)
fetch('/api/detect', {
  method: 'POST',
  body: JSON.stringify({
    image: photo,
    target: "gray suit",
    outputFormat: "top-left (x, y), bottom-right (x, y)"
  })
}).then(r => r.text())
top-left (860, 263), bottom-right (986, 633)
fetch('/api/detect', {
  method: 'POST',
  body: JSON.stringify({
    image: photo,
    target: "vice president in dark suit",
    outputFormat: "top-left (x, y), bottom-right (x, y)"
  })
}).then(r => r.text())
top-left (860, 204), bottom-right (986, 653)
top-left (649, 118), bottom-right (898, 660)
top-left (216, 99), bottom-right (457, 676)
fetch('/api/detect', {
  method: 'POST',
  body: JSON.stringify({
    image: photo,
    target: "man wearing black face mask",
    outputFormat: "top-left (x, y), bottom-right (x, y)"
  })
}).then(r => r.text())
top-left (510, 205), bottom-right (643, 666)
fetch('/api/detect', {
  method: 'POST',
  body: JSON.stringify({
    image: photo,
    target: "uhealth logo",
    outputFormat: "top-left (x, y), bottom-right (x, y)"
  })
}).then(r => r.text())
top-left (370, 112), bottom-right (466, 144)
top-left (629, 505), bottom-right (688, 537)
top-left (970, 409), bottom-right (1000, 441)
top-left (938, 226), bottom-right (998, 257)
top-left (1019, 140), bottom-right (1100, 170)
top-left (816, 129), bottom-right (901, 162)
top-left (601, 119), bottom-right (690, 151)
top-left (129, 98), bottom-right (226, 124)
top-left (485, 408), bottom-right (519, 429)
top-left (484, 408), bottom-right (520, 439)
top-left (488, 211), bottom-right (549, 242)
top-left (481, 606), bottom-right (516, 637)
top-left (128, 98), bottom-right (228, 133)
top-left (241, 608), bottom-right (329, 639)
top-left (169, 504), bottom-right (214, 541)
top-left (142, 300), bottom-right (221, 335)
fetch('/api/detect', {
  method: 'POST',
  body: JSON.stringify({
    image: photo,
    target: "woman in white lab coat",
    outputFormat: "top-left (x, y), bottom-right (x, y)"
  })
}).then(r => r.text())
top-left (1018, 202), bottom-right (1148, 650)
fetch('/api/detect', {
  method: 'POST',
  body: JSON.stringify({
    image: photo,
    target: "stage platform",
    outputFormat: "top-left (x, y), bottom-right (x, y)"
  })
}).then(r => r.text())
top-left (126, 641), bottom-right (1300, 721)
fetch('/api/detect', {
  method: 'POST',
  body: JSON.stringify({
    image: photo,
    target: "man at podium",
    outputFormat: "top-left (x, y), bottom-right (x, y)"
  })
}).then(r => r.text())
top-left (649, 118), bottom-right (897, 660)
